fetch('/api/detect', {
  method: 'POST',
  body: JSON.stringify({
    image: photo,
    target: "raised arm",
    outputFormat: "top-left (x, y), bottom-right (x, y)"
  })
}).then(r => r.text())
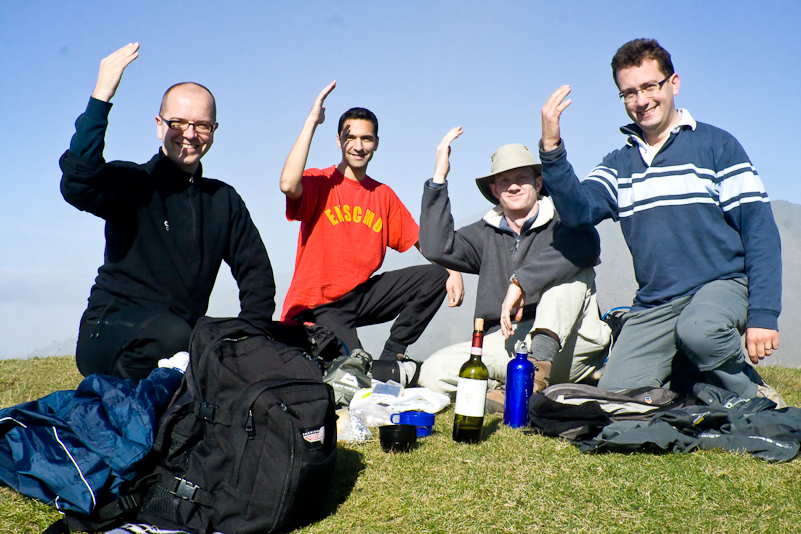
top-left (541, 85), bottom-right (571, 152)
top-left (433, 127), bottom-right (466, 306)
top-left (279, 81), bottom-right (336, 200)
top-left (60, 43), bottom-right (141, 216)
top-left (419, 127), bottom-right (473, 307)
top-left (539, 85), bottom-right (619, 228)
top-left (92, 42), bottom-right (140, 103)
top-left (420, 127), bottom-right (481, 273)
top-left (432, 126), bottom-right (463, 184)
top-left (68, 43), bottom-right (140, 161)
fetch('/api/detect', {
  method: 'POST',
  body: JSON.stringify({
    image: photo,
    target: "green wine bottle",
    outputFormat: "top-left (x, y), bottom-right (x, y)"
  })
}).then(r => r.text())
top-left (453, 318), bottom-right (488, 443)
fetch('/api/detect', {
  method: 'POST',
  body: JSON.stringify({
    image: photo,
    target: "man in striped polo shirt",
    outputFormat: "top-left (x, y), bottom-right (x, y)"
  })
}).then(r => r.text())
top-left (527, 38), bottom-right (783, 404)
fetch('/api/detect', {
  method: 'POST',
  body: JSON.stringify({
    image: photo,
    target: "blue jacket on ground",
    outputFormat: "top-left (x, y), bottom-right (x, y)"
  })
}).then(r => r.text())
top-left (0, 367), bottom-right (182, 515)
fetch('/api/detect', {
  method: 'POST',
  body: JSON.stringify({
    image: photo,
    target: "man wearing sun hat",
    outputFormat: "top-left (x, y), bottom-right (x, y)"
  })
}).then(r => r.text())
top-left (417, 127), bottom-right (611, 406)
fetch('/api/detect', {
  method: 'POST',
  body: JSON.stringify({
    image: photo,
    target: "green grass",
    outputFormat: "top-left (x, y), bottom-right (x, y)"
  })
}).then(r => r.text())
top-left (1, 357), bottom-right (800, 533)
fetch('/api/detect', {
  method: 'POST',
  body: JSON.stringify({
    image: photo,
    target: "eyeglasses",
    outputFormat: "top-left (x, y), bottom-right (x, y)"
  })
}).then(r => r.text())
top-left (618, 77), bottom-right (670, 103)
top-left (160, 118), bottom-right (218, 135)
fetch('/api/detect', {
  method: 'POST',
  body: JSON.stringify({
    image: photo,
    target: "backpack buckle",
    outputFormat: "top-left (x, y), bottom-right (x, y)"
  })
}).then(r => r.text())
top-left (173, 477), bottom-right (199, 501)
top-left (198, 402), bottom-right (216, 421)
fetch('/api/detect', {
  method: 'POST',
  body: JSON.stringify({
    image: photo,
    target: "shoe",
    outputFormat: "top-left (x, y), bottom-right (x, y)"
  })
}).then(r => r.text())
top-left (757, 382), bottom-right (787, 409)
top-left (529, 360), bottom-right (552, 393)
top-left (371, 355), bottom-right (421, 387)
top-left (485, 388), bottom-right (505, 414)
top-left (393, 352), bottom-right (422, 388)
top-left (399, 357), bottom-right (421, 387)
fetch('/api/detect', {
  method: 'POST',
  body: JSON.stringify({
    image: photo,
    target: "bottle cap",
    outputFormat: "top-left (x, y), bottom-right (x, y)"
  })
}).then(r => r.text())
top-left (474, 318), bottom-right (484, 331)
top-left (514, 340), bottom-right (528, 356)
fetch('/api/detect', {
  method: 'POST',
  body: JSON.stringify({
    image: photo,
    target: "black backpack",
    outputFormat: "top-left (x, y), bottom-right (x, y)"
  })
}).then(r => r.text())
top-left (134, 316), bottom-right (338, 533)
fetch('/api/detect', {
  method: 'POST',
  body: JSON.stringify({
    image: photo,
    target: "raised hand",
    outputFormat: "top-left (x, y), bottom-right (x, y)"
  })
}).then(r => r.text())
top-left (433, 126), bottom-right (463, 183)
top-left (541, 85), bottom-right (572, 152)
top-left (92, 43), bottom-right (140, 103)
top-left (280, 81), bottom-right (337, 200)
top-left (308, 80), bottom-right (336, 126)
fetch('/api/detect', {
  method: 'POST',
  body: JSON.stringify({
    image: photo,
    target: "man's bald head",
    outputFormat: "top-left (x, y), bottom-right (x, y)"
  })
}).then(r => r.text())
top-left (160, 82), bottom-right (217, 122)
top-left (156, 82), bottom-right (217, 173)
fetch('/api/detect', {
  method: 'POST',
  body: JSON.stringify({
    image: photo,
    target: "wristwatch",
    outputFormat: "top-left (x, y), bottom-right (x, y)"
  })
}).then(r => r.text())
top-left (509, 273), bottom-right (521, 288)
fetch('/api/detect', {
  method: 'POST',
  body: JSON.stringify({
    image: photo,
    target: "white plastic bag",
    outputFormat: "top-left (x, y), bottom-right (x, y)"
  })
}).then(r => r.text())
top-left (349, 383), bottom-right (451, 428)
top-left (336, 407), bottom-right (372, 442)
top-left (389, 387), bottom-right (450, 413)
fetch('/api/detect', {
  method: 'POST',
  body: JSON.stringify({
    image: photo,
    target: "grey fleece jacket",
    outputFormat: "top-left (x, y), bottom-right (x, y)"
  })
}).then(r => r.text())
top-left (420, 179), bottom-right (600, 329)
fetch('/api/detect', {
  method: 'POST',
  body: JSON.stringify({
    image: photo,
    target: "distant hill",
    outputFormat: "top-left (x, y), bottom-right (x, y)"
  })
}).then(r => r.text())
top-left (362, 200), bottom-right (800, 368)
top-left (765, 200), bottom-right (801, 367)
top-left (22, 337), bottom-right (78, 359)
top-left (20, 201), bottom-right (799, 368)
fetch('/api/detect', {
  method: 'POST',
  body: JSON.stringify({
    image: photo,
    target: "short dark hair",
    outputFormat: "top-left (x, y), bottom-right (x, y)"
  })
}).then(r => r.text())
top-left (611, 38), bottom-right (675, 88)
top-left (338, 107), bottom-right (378, 137)
top-left (160, 82), bottom-right (217, 121)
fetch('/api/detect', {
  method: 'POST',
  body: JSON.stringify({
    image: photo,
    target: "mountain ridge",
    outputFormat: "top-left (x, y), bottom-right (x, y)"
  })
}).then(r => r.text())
top-left (16, 201), bottom-right (798, 368)
top-left (360, 200), bottom-right (799, 368)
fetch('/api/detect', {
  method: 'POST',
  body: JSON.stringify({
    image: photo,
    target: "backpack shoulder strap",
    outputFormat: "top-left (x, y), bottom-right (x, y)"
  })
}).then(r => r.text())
top-left (42, 481), bottom-right (152, 534)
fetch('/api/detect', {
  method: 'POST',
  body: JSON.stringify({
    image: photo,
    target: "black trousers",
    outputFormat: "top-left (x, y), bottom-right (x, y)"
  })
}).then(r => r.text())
top-left (76, 306), bottom-right (192, 382)
top-left (295, 264), bottom-right (448, 360)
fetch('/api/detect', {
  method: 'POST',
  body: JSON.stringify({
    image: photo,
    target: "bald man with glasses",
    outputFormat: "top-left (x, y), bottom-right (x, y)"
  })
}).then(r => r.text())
top-left (60, 43), bottom-right (276, 381)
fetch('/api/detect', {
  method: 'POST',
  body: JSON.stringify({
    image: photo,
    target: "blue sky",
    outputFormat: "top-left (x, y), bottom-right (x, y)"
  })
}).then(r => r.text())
top-left (1, 1), bottom-right (800, 357)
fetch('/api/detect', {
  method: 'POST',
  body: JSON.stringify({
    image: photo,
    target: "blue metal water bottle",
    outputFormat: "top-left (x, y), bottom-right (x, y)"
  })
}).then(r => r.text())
top-left (504, 341), bottom-right (534, 428)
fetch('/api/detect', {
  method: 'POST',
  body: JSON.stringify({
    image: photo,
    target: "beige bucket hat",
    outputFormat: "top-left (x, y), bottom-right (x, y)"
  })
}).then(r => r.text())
top-left (475, 143), bottom-right (546, 205)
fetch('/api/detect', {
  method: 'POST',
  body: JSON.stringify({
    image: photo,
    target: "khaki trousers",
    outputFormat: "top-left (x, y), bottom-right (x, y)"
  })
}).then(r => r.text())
top-left (418, 268), bottom-right (611, 394)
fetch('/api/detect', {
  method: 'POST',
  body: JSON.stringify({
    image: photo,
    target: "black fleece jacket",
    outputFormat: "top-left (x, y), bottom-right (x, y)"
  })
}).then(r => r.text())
top-left (60, 98), bottom-right (275, 328)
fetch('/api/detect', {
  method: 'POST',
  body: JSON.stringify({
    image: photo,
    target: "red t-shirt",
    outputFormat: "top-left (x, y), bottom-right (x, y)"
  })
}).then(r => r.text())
top-left (280, 166), bottom-right (419, 320)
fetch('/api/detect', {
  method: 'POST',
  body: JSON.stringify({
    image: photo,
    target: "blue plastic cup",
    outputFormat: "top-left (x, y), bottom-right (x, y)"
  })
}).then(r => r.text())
top-left (390, 410), bottom-right (435, 437)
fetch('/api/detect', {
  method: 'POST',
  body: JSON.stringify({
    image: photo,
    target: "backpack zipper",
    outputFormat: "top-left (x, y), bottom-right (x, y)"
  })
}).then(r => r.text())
top-left (272, 406), bottom-right (298, 530)
top-left (280, 402), bottom-right (300, 419)
top-left (245, 409), bottom-right (255, 440)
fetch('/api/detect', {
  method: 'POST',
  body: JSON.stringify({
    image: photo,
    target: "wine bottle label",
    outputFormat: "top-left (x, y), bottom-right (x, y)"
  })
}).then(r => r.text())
top-left (470, 347), bottom-right (482, 356)
top-left (454, 377), bottom-right (488, 417)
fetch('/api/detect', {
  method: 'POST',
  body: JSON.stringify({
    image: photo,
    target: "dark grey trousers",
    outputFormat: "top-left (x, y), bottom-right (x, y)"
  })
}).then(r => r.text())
top-left (294, 264), bottom-right (448, 360)
top-left (76, 306), bottom-right (192, 382)
top-left (598, 277), bottom-right (760, 398)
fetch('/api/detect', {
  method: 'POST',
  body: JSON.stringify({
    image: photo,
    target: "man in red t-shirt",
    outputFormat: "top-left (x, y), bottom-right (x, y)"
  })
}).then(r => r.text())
top-left (279, 81), bottom-right (464, 364)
